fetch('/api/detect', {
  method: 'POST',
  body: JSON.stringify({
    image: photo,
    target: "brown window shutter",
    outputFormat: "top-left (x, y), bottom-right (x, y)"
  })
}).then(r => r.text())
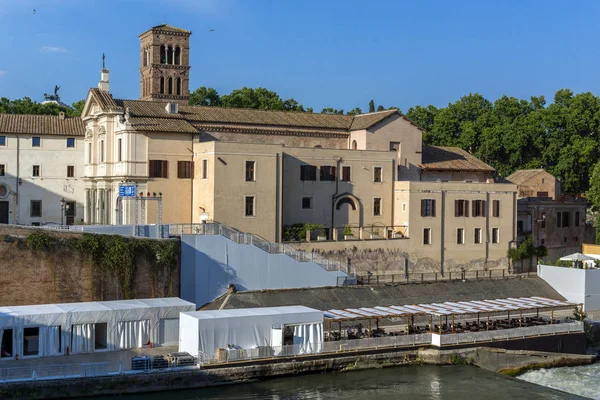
top-left (454, 200), bottom-right (458, 217)
top-left (190, 161), bottom-right (194, 179)
top-left (482, 201), bottom-right (486, 217)
top-left (149, 161), bottom-right (154, 177)
top-left (432, 200), bottom-right (436, 217)
top-left (421, 199), bottom-right (425, 216)
top-left (465, 200), bottom-right (469, 217)
top-left (163, 160), bottom-right (168, 178)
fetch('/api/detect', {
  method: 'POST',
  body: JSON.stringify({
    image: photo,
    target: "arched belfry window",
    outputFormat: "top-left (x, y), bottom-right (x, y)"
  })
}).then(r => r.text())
top-left (168, 77), bottom-right (173, 94)
top-left (168, 46), bottom-right (174, 64)
top-left (160, 45), bottom-right (166, 64)
top-left (176, 77), bottom-right (181, 95)
top-left (160, 77), bottom-right (165, 94)
top-left (352, 140), bottom-right (358, 150)
top-left (174, 47), bottom-right (181, 65)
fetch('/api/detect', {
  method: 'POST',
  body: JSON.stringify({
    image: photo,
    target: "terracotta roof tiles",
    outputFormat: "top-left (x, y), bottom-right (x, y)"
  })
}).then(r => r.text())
top-left (420, 146), bottom-right (495, 172)
top-left (506, 169), bottom-right (547, 185)
top-left (0, 114), bottom-right (84, 136)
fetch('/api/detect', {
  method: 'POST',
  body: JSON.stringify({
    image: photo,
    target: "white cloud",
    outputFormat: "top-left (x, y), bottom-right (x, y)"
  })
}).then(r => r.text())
top-left (0, 70), bottom-right (7, 78)
top-left (41, 46), bottom-right (68, 53)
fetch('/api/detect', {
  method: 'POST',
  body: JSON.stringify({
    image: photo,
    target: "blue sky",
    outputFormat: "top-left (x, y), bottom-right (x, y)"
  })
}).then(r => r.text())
top-left (1, 0), bottom-right (599, 112)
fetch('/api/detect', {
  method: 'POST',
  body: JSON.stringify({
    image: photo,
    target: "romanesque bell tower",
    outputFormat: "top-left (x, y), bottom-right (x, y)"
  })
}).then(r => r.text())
top-left (139, 24), bottom-right (191, 105)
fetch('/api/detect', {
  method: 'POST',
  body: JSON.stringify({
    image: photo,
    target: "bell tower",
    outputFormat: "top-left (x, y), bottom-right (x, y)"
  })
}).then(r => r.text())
top-left (139, 24), bottom-right (191, 105)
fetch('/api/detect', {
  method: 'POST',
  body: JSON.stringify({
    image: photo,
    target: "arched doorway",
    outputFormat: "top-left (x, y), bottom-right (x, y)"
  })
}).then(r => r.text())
top-left (352, 140), bottom-right (358, 150)
top-left (334, 194), bottom-right (362, 237)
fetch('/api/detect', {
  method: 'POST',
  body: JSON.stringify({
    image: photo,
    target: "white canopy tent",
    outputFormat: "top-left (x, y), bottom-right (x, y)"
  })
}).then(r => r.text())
top-left (0, 298), bottom-right (195, 360)
top-left (179, 306), bottom-right (323, 357)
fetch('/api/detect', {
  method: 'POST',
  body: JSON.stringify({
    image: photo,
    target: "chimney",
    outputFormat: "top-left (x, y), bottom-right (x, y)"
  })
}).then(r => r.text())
top-left (98, 68), bottom-right (110, 92)
top-left (58, 111), bottom-right (65, 120)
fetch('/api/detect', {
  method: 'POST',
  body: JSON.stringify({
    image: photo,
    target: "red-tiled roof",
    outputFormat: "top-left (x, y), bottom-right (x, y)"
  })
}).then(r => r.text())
top-left (420, 146), bottom-right (495, 172)
top-left (0, 114), bottom-right (84, 136)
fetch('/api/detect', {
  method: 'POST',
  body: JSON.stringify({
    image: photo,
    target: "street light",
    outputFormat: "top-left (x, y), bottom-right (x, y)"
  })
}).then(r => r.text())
top-left (60, 198), bottom-right (65, 226)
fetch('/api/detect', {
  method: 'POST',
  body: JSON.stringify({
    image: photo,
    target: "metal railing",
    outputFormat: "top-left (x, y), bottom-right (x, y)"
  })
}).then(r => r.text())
top-left (356, 269), bottom-right (515, 285)
top-left (169, 222), bottom-right (348, 273)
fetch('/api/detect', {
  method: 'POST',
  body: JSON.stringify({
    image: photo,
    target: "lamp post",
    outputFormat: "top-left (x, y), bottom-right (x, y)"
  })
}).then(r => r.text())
top-left (60, 198), bottom-right (65, 226)
top-left (65, 201), bottom-right (71, 226)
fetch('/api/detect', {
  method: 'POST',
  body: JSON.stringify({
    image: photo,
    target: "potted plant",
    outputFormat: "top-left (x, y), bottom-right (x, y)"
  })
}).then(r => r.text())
top-left (343, 225), bottom-right (353, 240)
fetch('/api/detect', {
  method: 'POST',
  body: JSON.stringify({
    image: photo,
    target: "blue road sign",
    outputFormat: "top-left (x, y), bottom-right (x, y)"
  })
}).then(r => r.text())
top-left (119, 185), bottom-right (136, 197)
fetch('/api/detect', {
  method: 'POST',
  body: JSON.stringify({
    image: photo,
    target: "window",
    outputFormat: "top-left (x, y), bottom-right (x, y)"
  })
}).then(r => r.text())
top-left (423, 228), bottom-right (431, 245)
top-left (23, 327), bottom-right (40, 356)
top-left (320, 166), bottom-right (336, 181)
top-left (541, 212), bottom-right (546, 228)
top-left (562, 212), bottom-right (570, 228)
top-left (341, 166), bottom-right (351, 182)
top-left (67, 165), bottom-right (74, 178)
top-left (517, 221), bottom-right (524, 234)
top-left (88, 143), bottom-right (92, 163)
top-left (575, 211), bottom-right (580, 227)
top-left (564, 237), bottom-right (568, 243)
top-left (373, 198), bottom-right (382, 216)
top-left (492, 228), bottom-right (499, 244)
top-left (474, 228), bottom-right (482, 244)
top-left (352, 140), bottom-right (357, 150)
top-left (117, 138), bottom-right (122, 162)
top-left (32, 137), bottom-right (40, 147)
top-left (0, 164), bottom-right (4, 176)
top-left (402, 203), bottom-right (406, 211)
top-left (421, 199), bottom-right (436, 217)
top-left (202, 159), bottom-right (208, 179)
top-left (160, 77), bottom-right (165, 94)
top-left (30, 200), bottom-right (42, 217)
top-left (99, 140), bottom-right (104, 163)
top-left (541, 178), bottom-right (545, 184)
top-left (245, 161), bottom-right (256, 182)
top-left (492, 200), bottom-right (500, 217)
top-left (176, 77), bottom-right (181, 95)
top-left (389, 142), bottom-right (400, 151)
top-left (472, 200), bottom-right (486, 217)
top-left (149, 160), bottom-right (168, 178)
top-left (557, 212), bottom-right (562, 228)
top-left (373, 167), bottom-right (383, 183)
top-left (537, 191), bottom-right (549, 197)
top-left (66, 137), bottom-right (75, 148)
top-left (0, 136), bottom-right (5, 146)
top-left (244, 196), bottom-right (255, 217)
top-left (300, 165), bottom-right (317, 181)
top-left (32, 165), bottom-right (40, 177)
top-left (457, 228), bottom-right (465, 244)
top-left (1, 328), bottom-right (13, 358)
top-left (455, 200), bottom-right (469, 217)
top-left (168, 77), bottom-right (173, 95)
top-left (541, 238), bottom-right (545, 245)
top-left (177, 161), bottom-right (194, 179)
top-left (302, 197), bottom-right (313, 209)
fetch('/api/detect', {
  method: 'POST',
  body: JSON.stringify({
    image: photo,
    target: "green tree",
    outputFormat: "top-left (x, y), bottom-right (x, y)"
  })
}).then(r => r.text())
top-left (369, 99), bottom-right (375, 113)
top-left (220, 87), bottom-right (305, 111)
top-left (346, 107), bottom-right (362, 115)
top-left (321, 108), bottom-right (344, 115)
top-left (189, 86), bottom-right (221, 107)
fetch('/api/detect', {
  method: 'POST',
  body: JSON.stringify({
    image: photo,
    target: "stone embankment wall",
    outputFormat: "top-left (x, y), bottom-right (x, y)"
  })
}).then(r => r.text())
top-left (0, 346), bottom-right (593, 399)
top-left (0, 226), bottom-right (180, 306)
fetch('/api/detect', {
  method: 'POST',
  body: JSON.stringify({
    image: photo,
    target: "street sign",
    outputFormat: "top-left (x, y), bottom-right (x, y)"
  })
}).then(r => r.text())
top-left (119, 185), bottom-right (136, 197)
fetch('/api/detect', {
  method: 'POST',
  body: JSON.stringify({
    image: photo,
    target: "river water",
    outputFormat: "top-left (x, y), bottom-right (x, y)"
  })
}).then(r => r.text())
top-left (519, 363), bottom-right (600, 399)
top-left (90, 365), bottom-right (585, 400)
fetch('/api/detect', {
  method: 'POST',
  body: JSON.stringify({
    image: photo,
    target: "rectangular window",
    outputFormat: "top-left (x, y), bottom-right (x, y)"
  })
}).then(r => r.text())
top-left (244, 196), bottom-right (255, 217)
top-left (99, 140), bottom-right (104, 163)
top-left (389, 142), bottom-right (400, 151)
top-left (149, 160), bottom-right (168, 178)
top-left (562, 212), bottom-right (570, 227)
top-left (492, 200), bottom-right (500, 217)
top-left (575, 211), bottom-right (580, 227)
top-left (423, 228), bottom-right (431, 245)
top-left (117, 138), bottom-right (122, 162)
top-left (300, 165), bottom-right (317, 181)
top-left (421, 199), bottom-right (436, 217)
top-left (30, 200), bottom-right (42, 217)
top-left (302, 197), bottom-right (313, 209)
top-left (541, 212), bottom-right (546, 228)
top-left (455, 200), bottom-right (469, 217)
top-left (88, 143), bottom-right (92, 163)
top-left (177, 161), bottom-right (194, 179)
top-left (341, 166), bottom-right (351, 182)
top-left (202, 159), bottom-right (208, 179)
top-left (457, 228), bottom-right (465, 244)
top-left (32, 165), bottom-right (40, 177)
top-left (373, 166), bottom-right (383, 183)
top-left (320, 166), bottom-right (336, 181)
top-left (23, 327), bottom-right (40, 356)
top-left (66, 137), bottom-right (75, 148)
top-left (0, 164), bottom-right (4, 176)
top-left (67, 165), bottom-right (74, 178)
top-left (492, 228), bottom-right (499, 244)
top-left (0, 136), bottom-right (5, 146)
top-left (245, 161), bottom-right (256, 182)
top-left (32, 137), bottom-right (40, 147)
top-left (1, 328), bottom-right (13, 358)
top-left (517, 220), bottom-right (524, 234)
top-left (474, 228), bottom-right (482, 244)
top-left (373, 198), bottom-right (382, 216)
top-left (557, 212), bottom-right (562, 228)
top-left (472, 200), bottom-right (486, 217)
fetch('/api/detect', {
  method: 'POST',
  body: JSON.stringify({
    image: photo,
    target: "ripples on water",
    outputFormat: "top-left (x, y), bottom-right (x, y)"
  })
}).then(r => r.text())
top-left (90, 365), bottom-right (584, 400)
top-left (519, 363), bottom-right (600, 399)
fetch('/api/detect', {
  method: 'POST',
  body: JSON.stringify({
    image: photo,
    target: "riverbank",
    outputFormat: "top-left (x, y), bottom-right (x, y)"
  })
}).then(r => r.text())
top-left (0, 346), bottom-right (593, 399)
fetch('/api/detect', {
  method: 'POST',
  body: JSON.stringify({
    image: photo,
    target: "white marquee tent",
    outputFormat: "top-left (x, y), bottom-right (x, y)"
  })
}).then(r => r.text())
top-left (0, 298), bottom-right (195, 360)
top-left (179, 306), bottom-right (324, 357)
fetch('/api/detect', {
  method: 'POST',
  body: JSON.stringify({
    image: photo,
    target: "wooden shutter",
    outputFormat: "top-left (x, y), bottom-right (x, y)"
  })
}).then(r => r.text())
top-left (421, 199), bottom-right (425, 217)
top-left (454, 200), bottom-right (459, 217)
top-left (162, 160), bottom-right (168, 178)
top-left (465, 200), bottom-right (469, 217)
top-left (431, 199), bottom-right (436, 217)
top-left (149, 161), bottom-right (155, 177)
top-left (482, 201), bottom-right (486, 217)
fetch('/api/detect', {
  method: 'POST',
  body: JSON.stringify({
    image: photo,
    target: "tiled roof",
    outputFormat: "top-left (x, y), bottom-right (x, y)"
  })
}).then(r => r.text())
top-left (0, 114), bottom-right (84, 136)
top-left (420, 146), bottom-right (495, 172)
top-left (149, 24), bottom-right (191, 34)
top-left (128, 117), bottom-right (198, 133)
top-left (506, 169), bottom-right (546, 185)
top-left (89, 88), bottom-right (118, 110)
top-left (349, 110), bottom-right (397, 130)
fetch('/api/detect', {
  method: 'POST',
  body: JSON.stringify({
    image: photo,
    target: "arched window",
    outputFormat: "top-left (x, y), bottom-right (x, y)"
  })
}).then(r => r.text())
top-left (160, 45), bottom-right (166, 64)
top-left (160, 77), bottom-right (165, 94)
top-left (174, 46), bottom-right (181, 65)
top-left (352, 140), bottom-right (358, 150)
top-left (168, 77), bottom-right (173, 94)
top-left (336, 197), bottom-right (357, 211)
top-left (146, 48), bottom-right (150, 66)
top-left (176, 77), bottom-right (181, 95)
top-left (143, 49), bottom-right (147, 67)
top-left (167, 46), bottom-right (174, 64)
